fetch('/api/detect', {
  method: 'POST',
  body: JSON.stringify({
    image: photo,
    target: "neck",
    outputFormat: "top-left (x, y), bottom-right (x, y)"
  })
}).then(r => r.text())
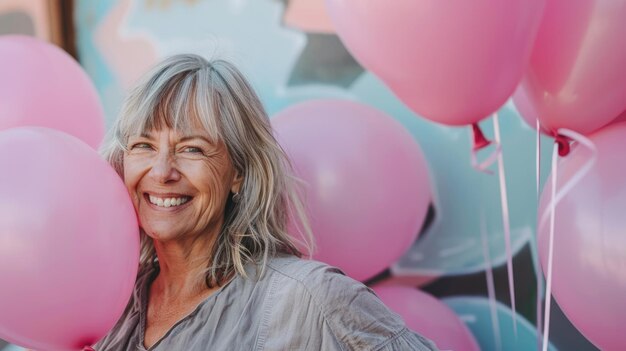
top-left (151, 229), bottom-right (218, 300)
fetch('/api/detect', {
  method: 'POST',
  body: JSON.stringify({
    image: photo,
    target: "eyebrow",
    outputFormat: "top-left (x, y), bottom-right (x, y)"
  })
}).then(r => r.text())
top-left (179, 135), bottom-right (212, 144)
top-left (135, 132), bottom-right (210, 143)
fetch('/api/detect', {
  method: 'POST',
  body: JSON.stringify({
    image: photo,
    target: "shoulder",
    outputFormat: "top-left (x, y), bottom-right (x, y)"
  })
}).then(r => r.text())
top-left (261, 256), bottom-right (437, 350)
top-left (266, 255), bottom-right (378, 298)
top-left (266, 255), bottom-right (368, 309)
top-left (266, 256), bottom-right (377, 308)
top-left (266, 255), bottom-right (340, 282)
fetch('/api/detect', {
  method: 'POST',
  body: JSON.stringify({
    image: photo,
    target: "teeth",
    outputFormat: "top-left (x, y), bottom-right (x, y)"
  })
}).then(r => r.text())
top-left (148, 195), bottom-right (190, 208)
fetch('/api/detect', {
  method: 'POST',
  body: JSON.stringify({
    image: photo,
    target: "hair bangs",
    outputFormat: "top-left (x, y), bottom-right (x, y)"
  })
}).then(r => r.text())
top-left (122, 70), bottom-right (222, 145)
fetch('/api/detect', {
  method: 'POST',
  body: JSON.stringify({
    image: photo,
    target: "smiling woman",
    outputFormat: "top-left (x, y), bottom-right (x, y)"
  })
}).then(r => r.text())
top-left (95, 54), bottom-right (438, 350)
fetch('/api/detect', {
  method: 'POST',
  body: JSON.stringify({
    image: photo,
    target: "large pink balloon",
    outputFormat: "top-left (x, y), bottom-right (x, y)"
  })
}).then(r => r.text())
top-left (326, 0), bottom-right (545, 126)
top-left (373, 286), bottom-right (480, 351)
top-left (0, 128), bottom-right (139, 351)
top-left (0, 35), bottom-right (105, 149)
top-left (273, 100), bottom-right (431, 281)
top-left (538, 123), bottom-right (626, 350)
top-left (518, 0), bottom-right (626, 135)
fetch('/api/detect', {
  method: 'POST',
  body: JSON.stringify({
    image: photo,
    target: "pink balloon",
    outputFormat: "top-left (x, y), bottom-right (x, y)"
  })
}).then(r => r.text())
top-left (538, 122), bottom-right (626, 350)
top-left (373, 286), bottom-right (480, 351)
top-left (326, 0), bottom-right (545, 126)
top-left (0, 35), bottom-right (105, 149)
top-left (518, 0), bottom-right (626, 135)
top-left (0, 128), bottom-right (139, 351)
top-left (272, 100), bottom-right (431, 281)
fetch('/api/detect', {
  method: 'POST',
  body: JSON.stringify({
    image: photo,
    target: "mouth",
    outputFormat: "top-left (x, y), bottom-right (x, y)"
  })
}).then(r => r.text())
top-left (143, 193), bottom-right (194, 211)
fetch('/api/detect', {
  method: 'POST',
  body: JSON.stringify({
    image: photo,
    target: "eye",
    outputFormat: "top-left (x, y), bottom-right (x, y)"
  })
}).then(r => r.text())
top-left (130, 142), bottom-right (152, 150)
top-left (182, 146), bottom-right (203, 153)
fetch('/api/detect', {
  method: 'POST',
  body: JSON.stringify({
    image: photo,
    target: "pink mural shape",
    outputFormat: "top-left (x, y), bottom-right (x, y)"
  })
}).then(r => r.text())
top-left (283, 0), bottom-right (335, 34)
top-left (94, 0), bottom-right (159, 90)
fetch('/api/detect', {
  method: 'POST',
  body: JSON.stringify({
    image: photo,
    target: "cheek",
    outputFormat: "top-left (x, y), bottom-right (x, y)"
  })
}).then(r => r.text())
top-left (123, 157), bottom-right (144, 203)
top-left (191, 165), bottom-right (231, 202)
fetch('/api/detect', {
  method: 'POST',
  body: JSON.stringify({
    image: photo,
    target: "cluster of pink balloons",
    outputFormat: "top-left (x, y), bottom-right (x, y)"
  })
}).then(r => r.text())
top-left (0, 36), bottom-right (139, 350)
top-left (273, 100), bottom-right (431, 282)
top-left (326, 1), bottom-right (626, 350)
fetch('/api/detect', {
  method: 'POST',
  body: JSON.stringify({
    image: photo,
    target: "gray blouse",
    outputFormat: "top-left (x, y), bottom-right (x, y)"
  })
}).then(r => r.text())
top-left (94, 255), bottom-right (439, 350)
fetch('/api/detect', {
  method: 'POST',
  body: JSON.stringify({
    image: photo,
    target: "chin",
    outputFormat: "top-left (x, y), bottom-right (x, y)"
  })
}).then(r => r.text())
top-left (140, 224), bottom-right (181, 242)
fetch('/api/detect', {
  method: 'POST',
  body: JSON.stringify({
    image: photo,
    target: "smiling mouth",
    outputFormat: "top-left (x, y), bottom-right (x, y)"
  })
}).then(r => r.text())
top-left (144, 193), bottom-right (193, 208)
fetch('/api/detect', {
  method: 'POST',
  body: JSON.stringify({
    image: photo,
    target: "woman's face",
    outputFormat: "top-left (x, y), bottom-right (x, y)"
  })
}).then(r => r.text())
top-left (123, 126), bottom-right (241, 242)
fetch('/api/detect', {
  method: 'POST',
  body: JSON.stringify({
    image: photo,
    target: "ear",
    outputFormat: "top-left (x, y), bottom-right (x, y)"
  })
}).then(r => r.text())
top-left (230, 171), bottom-right (243, 194)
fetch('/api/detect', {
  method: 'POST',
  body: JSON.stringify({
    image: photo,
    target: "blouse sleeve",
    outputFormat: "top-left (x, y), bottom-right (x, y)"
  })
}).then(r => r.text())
top-left (261, 258), bottom-right (439, 351)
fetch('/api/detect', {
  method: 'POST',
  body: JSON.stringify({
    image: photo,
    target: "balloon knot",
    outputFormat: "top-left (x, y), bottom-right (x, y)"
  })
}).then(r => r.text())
top-left (471, 123), bottom-right (492, 151)
top-left (555, 134), bottom-right (571, 156)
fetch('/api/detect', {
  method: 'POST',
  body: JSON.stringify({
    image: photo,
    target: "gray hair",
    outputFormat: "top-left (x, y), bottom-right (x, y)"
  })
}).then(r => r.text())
top-left (100, 54), bottom-right (313, 287)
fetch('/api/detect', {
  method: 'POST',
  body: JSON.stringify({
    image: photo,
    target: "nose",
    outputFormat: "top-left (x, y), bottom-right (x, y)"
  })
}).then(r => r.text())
top-left (148, 150), bottom-right (181, 183)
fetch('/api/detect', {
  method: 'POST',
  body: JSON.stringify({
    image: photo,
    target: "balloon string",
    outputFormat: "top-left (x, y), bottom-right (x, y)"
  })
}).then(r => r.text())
top-left (536, 119), bottom-right (541, 200)
top-left (540, 129), bottom-right (596, 351)
top-left (541, 144), bottom-right (558, 351)
top-left (538, 129), bottom-right (597, 230)
top-left (492, 113), bottom-right (517, 337)
top-left (480, 210), bottom-right (502, 351)
top-left (470, 123), bottom-right (501, 174)
top-left (535, 119), bottom-right (544, 351)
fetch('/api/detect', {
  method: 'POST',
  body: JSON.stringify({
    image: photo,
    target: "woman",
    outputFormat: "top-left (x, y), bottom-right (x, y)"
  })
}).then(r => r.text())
top-left (95, 54), bottom-right (438, 350)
